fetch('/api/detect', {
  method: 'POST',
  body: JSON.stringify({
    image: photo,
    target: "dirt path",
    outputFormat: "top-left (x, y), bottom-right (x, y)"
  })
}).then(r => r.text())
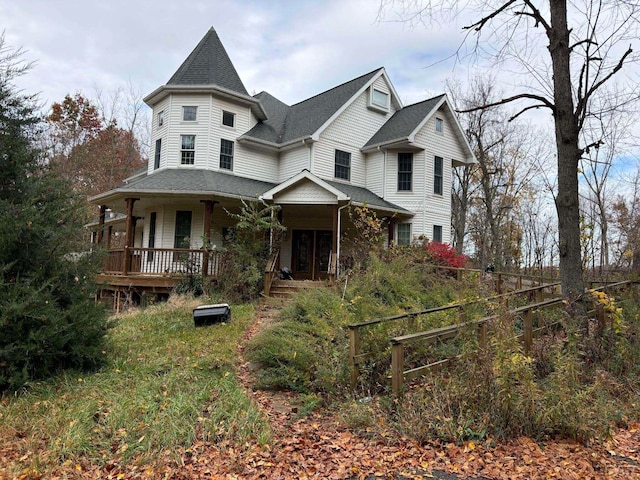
top-left (165, 302), bottom-right (640, 480)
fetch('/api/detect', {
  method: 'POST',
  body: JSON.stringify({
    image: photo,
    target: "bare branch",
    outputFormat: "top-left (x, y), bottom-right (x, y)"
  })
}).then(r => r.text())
top-left (463, 1), bottom-right (517, 32)
top-left (457, 92), bottom-right (554, 114)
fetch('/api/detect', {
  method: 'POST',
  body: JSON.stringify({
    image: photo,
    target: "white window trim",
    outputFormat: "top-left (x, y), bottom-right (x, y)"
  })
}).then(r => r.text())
top-left (157, 110), bottom-right (164, 127)
top-left (368, 87), bottom-right (390, 113)
top-left (182, 106), bottom-right (198, 122)
top-left (221, 110), bottom-right (236, 129)
top-left (180, 134), bottom-right (196, 166)
top-left (435, 117), bottom-right (444, 133)
top-left (397, 223), bottom-right (412, 246)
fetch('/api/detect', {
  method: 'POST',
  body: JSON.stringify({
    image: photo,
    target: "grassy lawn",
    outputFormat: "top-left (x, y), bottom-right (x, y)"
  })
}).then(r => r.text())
top-left (0, 297), bottom-right (269, 478)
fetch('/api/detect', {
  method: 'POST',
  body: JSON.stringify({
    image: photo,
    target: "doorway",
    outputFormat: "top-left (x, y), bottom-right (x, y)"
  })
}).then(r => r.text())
top-left (291, 230), bottom-right (333, 280)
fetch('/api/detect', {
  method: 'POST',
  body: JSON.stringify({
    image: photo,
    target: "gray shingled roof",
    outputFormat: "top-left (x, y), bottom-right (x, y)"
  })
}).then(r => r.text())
top-left (244, 69), bottom-right (382, 144)
top-left (364, 95), bottom-right (445, 148)
top-left (167, 27), bottom-right (249, 96)
top-left (325, 180), bottom-right (410, 214)
top-left (100, 168), bottom-right (408, 214)
top-left (119, 169), bottom-right (276, 198)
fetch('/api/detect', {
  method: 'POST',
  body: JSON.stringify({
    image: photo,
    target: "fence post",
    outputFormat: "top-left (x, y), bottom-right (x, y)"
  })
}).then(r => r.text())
top-left (596, 303), bottom-right (606, 334)
top-left (457, 268), bottom-right (462, 281)
top-left (408, 313), bottom-right (417, 332)
top-left (477, 321), bottom-right (487, 350)
top-left (523, 309), bottom-right (533, 355)
top-left (391, 342), bottom-right (404, 395)
top-left (349, 327), bottom-right (361, 390)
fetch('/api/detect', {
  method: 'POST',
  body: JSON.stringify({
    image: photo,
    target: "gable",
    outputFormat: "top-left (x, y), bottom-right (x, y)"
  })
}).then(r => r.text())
top-left (273, 179), bottom-right (340, 205)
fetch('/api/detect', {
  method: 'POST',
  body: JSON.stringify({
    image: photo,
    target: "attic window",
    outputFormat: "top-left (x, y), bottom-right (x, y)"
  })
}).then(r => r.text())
top-left (222, 110), bottom-right (235, 128)
top-left (435, 117), bottom-right (443, 133)
top-left (368, 88), bottom-right (390, 113)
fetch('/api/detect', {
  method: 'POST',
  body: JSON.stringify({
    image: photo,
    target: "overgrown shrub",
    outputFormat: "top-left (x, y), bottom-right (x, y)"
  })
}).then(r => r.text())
top-left (0, 50), bottom-right (109, 391)
top-left (207, 200), bottom-right (284, 303)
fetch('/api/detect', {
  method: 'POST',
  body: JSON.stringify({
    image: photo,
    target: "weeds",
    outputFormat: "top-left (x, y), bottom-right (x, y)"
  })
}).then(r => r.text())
top-left (0, 296), bottom-right (270, 477)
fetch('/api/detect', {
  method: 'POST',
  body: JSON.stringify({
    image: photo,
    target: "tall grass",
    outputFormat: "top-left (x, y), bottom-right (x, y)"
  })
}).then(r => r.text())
top-left (0, 296), bottom-right (270, 477)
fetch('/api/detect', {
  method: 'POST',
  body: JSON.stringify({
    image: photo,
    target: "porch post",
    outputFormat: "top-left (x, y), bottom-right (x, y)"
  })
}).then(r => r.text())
top-left (200, 200), bottom-right (218, 277)
top-left (332, 205), bottom-right (339, 276)
top-left (97, 205), bottom-right (106, 244)
top-left (123, 198), bottom-right (138, 275)
top-left (388, 217), bottom-right (396, 246)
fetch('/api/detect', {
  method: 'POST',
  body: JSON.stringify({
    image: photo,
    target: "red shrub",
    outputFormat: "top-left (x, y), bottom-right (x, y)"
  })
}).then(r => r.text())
top-left (425, 241), bottom-right (466, 268)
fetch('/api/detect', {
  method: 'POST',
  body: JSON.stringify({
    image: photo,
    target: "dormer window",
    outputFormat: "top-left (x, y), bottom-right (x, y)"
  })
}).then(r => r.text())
top-left (368, 87), bottom-right (390, 113)
top-left (183, 106), bottom-right (197, 121)
top-left (222, 110), bottom-right (235, 128)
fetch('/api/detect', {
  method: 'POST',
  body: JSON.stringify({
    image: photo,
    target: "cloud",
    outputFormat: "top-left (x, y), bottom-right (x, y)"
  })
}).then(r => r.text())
top-left (1, 0), bottom-right (468, 110)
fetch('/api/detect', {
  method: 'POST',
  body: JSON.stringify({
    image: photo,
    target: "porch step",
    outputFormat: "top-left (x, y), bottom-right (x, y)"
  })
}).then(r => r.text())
top-left (268, 279), bottom-right (329, 298)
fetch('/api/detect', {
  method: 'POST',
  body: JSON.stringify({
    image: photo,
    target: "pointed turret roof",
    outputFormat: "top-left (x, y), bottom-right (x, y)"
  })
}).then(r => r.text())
top-left (167, 27), bottom-right (248, 95)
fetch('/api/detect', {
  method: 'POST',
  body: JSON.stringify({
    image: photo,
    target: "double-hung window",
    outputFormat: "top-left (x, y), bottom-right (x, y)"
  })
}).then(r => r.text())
top-left (174, 211), bottom-right (192, 249)
top-left (154, 139), bottom-right (162, 170)
top-left (397, 152), bottom-right (413, 191)
top-left (334, 150), bottom-right (351, 180)
top-left (397, 223), bottom-right (411, 246)
top-left (434, 156), bottom-right (443, 195)
top-left (181, 135), bottom-right (195, 165)
top-left (220, 139), bottom-right (234, 170)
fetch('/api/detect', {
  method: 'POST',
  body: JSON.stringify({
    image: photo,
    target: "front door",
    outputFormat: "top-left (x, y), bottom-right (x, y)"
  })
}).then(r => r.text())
top-left (292, 230), bottom-right (333, 280)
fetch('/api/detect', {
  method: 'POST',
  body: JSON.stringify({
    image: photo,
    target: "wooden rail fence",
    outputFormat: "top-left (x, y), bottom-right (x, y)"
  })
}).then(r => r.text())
top-left (348, 278), bottom-right (638, 395)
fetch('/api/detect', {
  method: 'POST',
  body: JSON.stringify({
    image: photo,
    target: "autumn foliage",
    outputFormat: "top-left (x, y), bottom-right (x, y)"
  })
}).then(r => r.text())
top-left (46, 93), bottom-right (146, 198)
top-left (424, 241), bottom-right (467, 268)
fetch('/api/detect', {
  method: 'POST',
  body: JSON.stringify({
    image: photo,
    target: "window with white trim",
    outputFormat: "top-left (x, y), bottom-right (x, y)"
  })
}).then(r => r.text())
top-left (435, 117), bottom-right (443, 133)
top-left (368, 87), bottom-right (390, 113)
top-left (433, 225), bottom-right (443, 243)
top-left (154, 138), bottom-right (161, 170)
top-left (182, 106), bottom-right (197, 121)
top-left (157, 110), bottom-right (164, 127)
top-left (334, 150), bottom-right (351, 180)
top-left (434, 156), bottom-right (443, 195)
top-left (397, 152), bottom-right (413, 191)
top-left (181, 135), bottom-right (195, 165)
top-left (222, 110), bottom-right (235, 127)
top-left (220, 139), bottom-right (234, 170)
top-left (397, 223), bottom-right (411, 246)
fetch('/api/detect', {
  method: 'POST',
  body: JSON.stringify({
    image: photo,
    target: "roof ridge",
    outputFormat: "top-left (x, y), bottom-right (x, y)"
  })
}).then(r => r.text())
top-left (289, 67), bottom-right (383, 107)
top-left (401, 93), bottom-right (446, 109)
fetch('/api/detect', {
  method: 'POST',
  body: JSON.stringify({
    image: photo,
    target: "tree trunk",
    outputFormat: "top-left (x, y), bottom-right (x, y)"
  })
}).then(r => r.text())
top-left (548, 0), bottom-right (585, 300)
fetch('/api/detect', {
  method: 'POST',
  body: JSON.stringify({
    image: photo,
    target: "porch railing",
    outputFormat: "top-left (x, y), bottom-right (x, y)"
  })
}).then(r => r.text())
top-left (102, 247), bottom-right (224, 277)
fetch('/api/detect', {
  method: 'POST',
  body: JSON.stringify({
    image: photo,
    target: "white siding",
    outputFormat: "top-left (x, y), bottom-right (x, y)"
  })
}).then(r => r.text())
top-left (279, 145), bottom-right (310, 182)
top-left (149, 96), bottom-right (171, 174)
top-left (315, 76), bottom-right (396, 187)
top-left (161, 94), bottom-right (212, 169)
top-left (365, 150), bottom-right (385, 197)
top-left (275, 181), bottom-right (338, 204)
top-left (381, 106), bottom-right (464, 244)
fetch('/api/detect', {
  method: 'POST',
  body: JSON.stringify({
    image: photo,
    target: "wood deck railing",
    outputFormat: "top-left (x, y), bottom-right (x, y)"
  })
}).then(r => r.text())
top-left (102, 247), bottom-right (224, 277)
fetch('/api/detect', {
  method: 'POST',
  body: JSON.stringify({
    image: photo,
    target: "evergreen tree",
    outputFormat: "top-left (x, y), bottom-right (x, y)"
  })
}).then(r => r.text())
top-left (0, 35), bottom-right (108, 391)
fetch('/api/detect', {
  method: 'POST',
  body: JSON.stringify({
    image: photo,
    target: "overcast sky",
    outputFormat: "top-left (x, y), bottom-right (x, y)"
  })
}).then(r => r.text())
top-left (1, 0), bottom-right (478, 112)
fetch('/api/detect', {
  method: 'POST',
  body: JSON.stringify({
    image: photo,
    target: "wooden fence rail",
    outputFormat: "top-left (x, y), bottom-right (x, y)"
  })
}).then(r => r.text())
top-left (347, 281), bottom-right (561, 389)
top-left (388, 280), bottom-right (638, 394)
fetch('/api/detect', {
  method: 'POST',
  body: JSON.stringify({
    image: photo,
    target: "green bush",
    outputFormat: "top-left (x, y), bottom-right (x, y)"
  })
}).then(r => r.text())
top-left (0, 45), bottom-right (108, 392)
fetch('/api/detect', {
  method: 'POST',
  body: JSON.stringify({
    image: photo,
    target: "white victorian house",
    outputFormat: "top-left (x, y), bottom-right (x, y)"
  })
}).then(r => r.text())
top-left (90, 27), bottom-right (475, 298)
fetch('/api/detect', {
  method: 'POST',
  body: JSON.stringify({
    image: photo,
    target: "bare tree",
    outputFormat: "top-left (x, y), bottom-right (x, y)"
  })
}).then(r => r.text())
top-left (449, 76), bottom-right (542, 270)
top-left (380, 0), bottom-right (640, 300)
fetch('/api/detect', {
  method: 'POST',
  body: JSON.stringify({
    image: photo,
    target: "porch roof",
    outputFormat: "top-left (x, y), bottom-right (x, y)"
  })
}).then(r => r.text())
top-left (89, 168), bottom-right (277, 204)
top-left (89, 168), bottom-right (411, 216)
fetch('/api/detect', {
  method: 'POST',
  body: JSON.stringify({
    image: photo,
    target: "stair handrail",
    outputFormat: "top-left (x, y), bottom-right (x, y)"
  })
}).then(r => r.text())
top-left (263, 247), bottom-right (280, 296)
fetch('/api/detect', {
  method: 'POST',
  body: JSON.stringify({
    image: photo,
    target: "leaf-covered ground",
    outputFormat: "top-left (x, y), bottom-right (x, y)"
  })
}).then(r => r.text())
top-left (2, 307), bottom-right (640, 479)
